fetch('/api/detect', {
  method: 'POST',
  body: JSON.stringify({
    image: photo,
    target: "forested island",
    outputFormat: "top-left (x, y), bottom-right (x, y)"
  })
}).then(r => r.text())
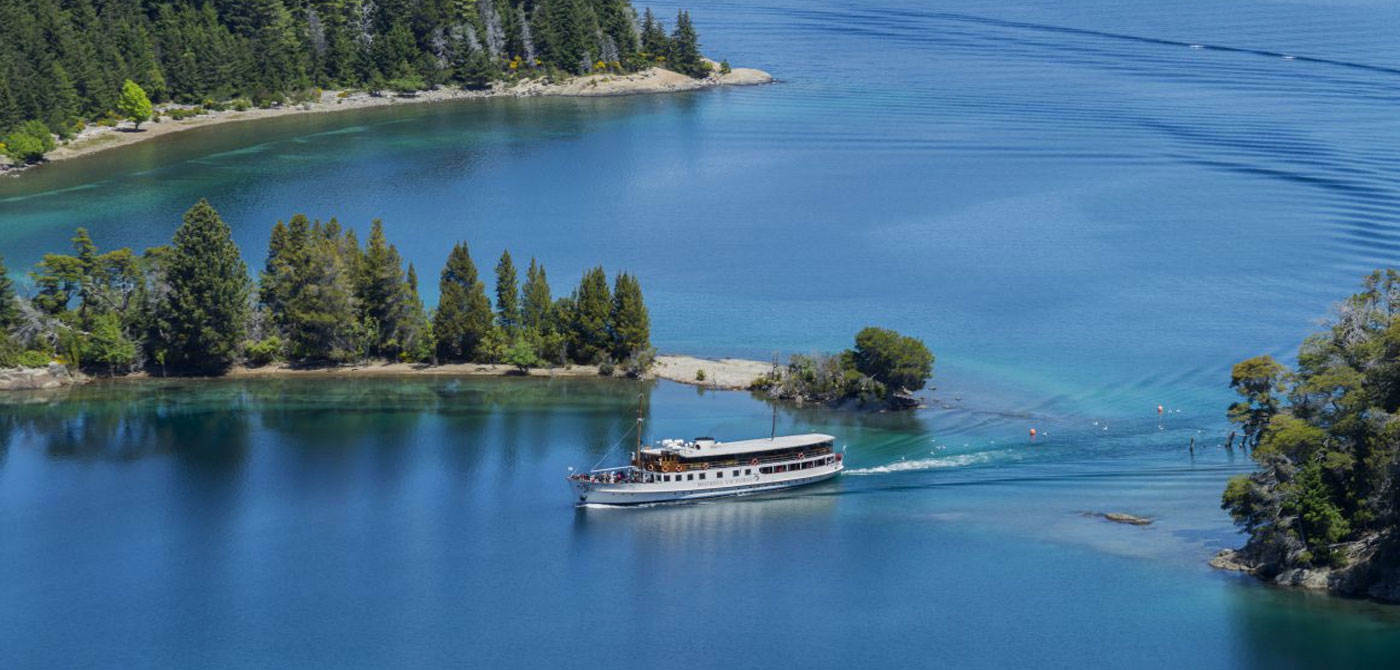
top-left (1, 0), bottom-right (754, 166)
top-left (1217, 270), bottom-right (1400, 603)
top-left (0, 200), bottom-right (653, 377)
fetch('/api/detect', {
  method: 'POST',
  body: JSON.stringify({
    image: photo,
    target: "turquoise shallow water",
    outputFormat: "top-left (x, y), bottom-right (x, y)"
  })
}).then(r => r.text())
top-left (4, 0), bottom-right (1400, 666)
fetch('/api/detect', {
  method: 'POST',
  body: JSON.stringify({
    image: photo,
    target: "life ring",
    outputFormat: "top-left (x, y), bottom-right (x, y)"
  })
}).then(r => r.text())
top-left (749, 458), bottom-right (759, 466)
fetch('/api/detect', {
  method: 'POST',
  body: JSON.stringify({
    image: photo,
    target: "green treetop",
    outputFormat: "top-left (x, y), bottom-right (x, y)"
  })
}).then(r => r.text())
top-left (117, 79), bottom-right (153, 130)
top-left (0, 255), bottom-right (18, 332)
top-left (495, 250), bottom-right (521, 334)
top-left (152, 199), bottom-right (251, 374)
top-left (568, 266), bottom-right (612, 364)
top-left (610, 272), bottom-right (650, 361)
top-left (357, 219), bottom-right (412, 357)
top-left (851, 327), bottom-right (935, 394)
top-left (521, 257), bottom-right (553, 336)
top-left (434, 242), bottom-right (494, 362)
top-left (668, 10), bottom-right (705, 78)
top-left (1227, 355), bottom-right (1290, 448)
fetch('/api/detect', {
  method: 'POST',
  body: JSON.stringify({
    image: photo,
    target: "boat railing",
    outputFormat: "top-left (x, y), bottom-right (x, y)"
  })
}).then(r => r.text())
top-left (646, 447), bottom-right (835, 473)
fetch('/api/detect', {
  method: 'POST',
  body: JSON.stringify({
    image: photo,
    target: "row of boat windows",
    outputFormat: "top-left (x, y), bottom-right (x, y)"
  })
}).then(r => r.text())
top-left (648, 468), bottom-right (753, 483)
top-left (643, 456), bottom-right (836, 483)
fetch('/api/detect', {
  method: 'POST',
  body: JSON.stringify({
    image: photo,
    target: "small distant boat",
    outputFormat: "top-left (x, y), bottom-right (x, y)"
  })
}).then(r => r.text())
top-left (1189, 44), bottom-right (1204, 49)
top-left (1282, 55), bottom-right (1295, 61)
top-left (568, 433), bottom-right (843, 505)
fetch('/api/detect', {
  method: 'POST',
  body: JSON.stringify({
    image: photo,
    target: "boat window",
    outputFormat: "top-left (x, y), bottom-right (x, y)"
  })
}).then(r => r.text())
top-left (699, 473), bottom-right (706, 480)
top-left (687, 474), bottom-right (694, 481)
top-left (745, 469), bottom-right (751, 475)
top-left (732, 470), bottom-right (739, 477)
top-left (716, 471), bottom-right (723, 478)
top-left (663, 475), bottom-right (670, 482)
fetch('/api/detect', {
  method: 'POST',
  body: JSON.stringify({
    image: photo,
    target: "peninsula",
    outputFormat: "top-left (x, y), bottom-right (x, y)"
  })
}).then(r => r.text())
top-left (1216, 270), bottom-right (1400, 603)
top-left (0, 1), bottom-right (771, 173)
top-left (0, 201), bottom-right (931, 411)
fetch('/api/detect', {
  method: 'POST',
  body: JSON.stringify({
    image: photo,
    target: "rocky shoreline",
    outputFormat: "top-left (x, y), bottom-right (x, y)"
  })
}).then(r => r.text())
top-left (1211, 540), bottom-right (1400, 603)
top-left (0, 364), bottom-right (83, 391)
top-left (1, 63), bottom-right (772, 176)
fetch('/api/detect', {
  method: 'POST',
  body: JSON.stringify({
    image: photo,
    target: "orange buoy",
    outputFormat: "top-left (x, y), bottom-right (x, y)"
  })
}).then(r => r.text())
top-left (1029, 428), bottom-right (1037, 439)
top-left (1157, 405), bottom-right (1164, 415)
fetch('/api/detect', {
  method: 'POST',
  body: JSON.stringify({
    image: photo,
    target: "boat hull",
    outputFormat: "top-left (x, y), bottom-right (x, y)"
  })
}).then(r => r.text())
top-left (571, 463), bottom-right (842, 506)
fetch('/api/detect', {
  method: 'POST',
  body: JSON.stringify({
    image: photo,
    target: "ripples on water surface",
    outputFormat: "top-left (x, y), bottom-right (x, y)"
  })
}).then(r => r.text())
top-left (3, 0), bottom-right (1400, 666)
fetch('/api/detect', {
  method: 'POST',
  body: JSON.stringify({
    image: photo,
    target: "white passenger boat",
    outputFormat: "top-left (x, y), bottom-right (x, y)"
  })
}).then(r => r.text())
top-left (567, 432), bottom-right (844, 506)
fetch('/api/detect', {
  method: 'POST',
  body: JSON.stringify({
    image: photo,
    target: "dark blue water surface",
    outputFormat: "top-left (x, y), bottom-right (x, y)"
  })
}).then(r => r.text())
top-left (4, 0), bottom-right (1400, 666)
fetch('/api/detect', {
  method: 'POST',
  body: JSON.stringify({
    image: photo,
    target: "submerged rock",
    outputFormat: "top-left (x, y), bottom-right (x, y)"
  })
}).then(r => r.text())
top-left (0, 364), bottom-right (82, 391)
top-left (1084, 511), bottom-right (1153, 526)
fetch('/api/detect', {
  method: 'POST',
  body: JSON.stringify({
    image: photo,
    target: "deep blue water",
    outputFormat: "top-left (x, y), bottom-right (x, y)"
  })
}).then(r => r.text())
top-left (4, 0), bottom-right (1400, 666)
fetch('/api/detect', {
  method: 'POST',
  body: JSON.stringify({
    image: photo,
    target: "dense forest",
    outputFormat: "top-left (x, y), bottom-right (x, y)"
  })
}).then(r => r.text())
top-left (0, 0), bottom-right (709, 160)
top-left (1220, 270), bottom-right (1400, 602)
top-left (0, 200), bottom-right (653, 376)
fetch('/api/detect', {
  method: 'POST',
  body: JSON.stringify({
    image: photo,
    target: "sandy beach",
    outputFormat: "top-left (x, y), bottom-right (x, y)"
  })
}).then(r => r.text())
top-left (2, 64), bottom-right (772, 175)
top-left (37, 354), bottom-right (772, 390)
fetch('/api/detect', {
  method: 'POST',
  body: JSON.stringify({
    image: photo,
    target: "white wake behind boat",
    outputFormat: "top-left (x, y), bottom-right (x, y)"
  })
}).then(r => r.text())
top-left (568, 432), bottom-right (844, 506)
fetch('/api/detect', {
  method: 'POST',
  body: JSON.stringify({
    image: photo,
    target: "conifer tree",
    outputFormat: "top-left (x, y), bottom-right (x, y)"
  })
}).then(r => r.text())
top-left (521, 257), bottom-right (552, 336)
top-left (495, 249), bottom-right (520, 334)
top-left (668, 10), bottom-right (704, 78)
top-left (152, 199), bottom-right (251, 374)
top-left (568, 266), bottom-right (612, 363)
top-left (357, 219), bottom-right (410, 356)
top-left (639, 8), bottom-right (669, 60)
top-left (282, 217), bottom-right (360, 363)
top-left (610, 271), bottom-right (650, 361)
top-left (434, 242), bottom-right (494, 361)
top-left (0, 255), bottom-right (18, 332)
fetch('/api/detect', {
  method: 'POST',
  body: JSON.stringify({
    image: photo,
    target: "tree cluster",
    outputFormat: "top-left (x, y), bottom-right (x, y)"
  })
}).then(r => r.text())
top-left (1, 0), bottom-right (712, 161)
top-left (0, 199), bottom-right (652, 378)
top-left (1222, 270), bottom-right (1400, 592)
top-left (756, 327), bottom-right (934, 408)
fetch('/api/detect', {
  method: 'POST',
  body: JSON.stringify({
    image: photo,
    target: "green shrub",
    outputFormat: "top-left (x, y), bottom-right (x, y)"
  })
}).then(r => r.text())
top-left (696, 369), bottom-right (706, 381)
top-left (598, 359), bottom-right (616, 376)
top-left (17, 350), bottom-right (52, 368)
top-left (3, 120), bottom-right (56, 163)
top-left (245, 336), bottom-right (283, 367)
top-left (720, 60), bottom-right (732, 75)
top-left (230, 98), bottom-right (252, 112)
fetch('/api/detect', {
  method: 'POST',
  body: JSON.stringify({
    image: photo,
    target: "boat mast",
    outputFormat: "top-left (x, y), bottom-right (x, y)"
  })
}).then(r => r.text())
top-left (635, 391), bottom-right (644, 468)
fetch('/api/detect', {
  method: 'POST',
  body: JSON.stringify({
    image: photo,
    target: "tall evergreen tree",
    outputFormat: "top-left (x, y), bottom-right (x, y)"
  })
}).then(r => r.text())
top-left (521, 257), bottom-right (552, 336)
top-left (668, 10), bottom-right (704, 78)
top-left (281, 216), bottom-right (360, 363)
top-left (357, 219), bottom-right (410, 356)
top-left (495, 249), bottom-right (520, 334)
top-left (0, 255), bottom-right (18, 332)
top-left (152, 199), bottom-right (251, 374)
top-left (568, 265), bottom-right (612, 363)
top-left (433, 242), bottom-right (494, 361)
top-left (610, 271), bottom-right (649, 361)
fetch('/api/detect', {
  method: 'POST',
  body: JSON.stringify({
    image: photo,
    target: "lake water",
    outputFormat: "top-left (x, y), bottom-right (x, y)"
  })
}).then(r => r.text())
top-left (4, 0), bottom-right (1400, 666)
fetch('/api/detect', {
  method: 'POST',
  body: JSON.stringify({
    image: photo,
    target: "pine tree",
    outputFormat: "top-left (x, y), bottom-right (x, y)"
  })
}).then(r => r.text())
top-left (153, 199), bottom-right (251, 374)
top-left (521, 257), bottom-right (552, 336)
top-left (639, 8), bottom-right (668, 62)
top-left (0, 255), bottom-right (18, 332)
top-left (282, 217), bottom-right (360, 363)
top-left (357, 219), bottom-right (410, 357)
top-left (668, 10), bottom-right (704, 78)
top-left (434, 242), bottom-right (494, 361)
top-left (259, 219), bottom-right (292, 324)
top-left (610, 271), bottom-right (649, 361)
top-left (495, 249), bottom-right (520, 334)
top-left (568, 265), bottom-right (611, 363)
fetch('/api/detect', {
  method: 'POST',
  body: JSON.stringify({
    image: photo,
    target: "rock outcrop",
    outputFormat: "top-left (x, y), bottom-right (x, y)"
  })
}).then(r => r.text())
top-left (0, 364), bottom-right (82, 391)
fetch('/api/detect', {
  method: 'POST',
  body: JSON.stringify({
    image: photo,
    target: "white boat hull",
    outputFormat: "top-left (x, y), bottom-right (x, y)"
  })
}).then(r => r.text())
top-left (571, 461), bottom-right (843, 506)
